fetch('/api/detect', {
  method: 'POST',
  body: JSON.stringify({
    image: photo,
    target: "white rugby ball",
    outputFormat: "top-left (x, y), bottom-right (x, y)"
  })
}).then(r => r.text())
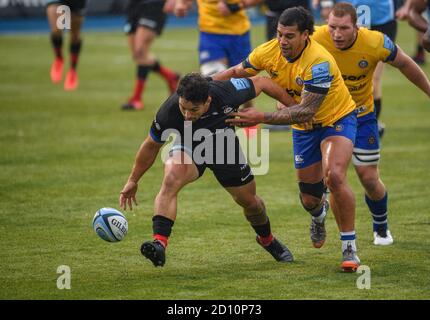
top-left (92, 208), bottom-right (128, 242)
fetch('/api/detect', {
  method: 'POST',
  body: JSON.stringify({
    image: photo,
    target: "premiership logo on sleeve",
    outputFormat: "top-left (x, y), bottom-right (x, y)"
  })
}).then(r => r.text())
top-left (230, 78), bottom-right (250, 90)
top-left (311, 62), bottom-right (331, 84)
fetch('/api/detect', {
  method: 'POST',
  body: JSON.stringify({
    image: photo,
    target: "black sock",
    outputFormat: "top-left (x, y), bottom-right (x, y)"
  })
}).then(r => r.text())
top-left (137, 65), bottom-right (151, 81)
top-left (252, 218), bottom-right (271, 238)
top-left (51, 34), bottom-right (63, 59)
top-left (152, 215), bottom-right (174, 237)
top-left (70, 40), bottom-right (82, 69)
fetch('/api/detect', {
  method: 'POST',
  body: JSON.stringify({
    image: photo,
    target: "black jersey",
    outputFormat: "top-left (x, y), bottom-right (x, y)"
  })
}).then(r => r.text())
top-left (149, 78), bottom-right (257, 187)
top-left (150, 78), bottom-right (256, 146)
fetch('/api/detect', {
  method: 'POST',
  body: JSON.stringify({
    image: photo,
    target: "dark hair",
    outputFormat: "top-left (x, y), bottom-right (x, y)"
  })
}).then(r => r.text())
top-left (278, 6), bottom-right (315, 35)
top-left (176, 72), bottom-right (210, 104)
top-left (332, 2), bottom-right (357, 25)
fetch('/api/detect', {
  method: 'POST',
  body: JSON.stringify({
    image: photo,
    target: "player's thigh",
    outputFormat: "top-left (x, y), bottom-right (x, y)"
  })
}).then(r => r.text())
top-left (46, 3), bottom-right (62, 33)
top-left (320, 113), bottom-right (357, 176)
top-left (162, 150), bottom-right (200, 190)
top-left (292, 128), bottom-right (324, 182)
top-left (226, 32), bottom-right (252, 67)
top-left (224, 179), bottom-right (258, 209)
top-left (352, 113), bottom-right (380, 167)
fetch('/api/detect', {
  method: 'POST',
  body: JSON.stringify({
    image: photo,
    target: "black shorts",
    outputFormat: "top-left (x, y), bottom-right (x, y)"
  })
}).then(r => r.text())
top-left (169, 136), bottom-right (254, 188)
top-left (371, 19), bottom-right (397, 42)
top-left (124, 0), bottom-right (167, 35)
top-left (46, 0), bottom-right (87, 16)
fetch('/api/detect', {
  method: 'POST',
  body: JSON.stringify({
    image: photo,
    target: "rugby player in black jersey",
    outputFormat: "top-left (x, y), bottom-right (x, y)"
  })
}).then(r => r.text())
top-left (119, 72), bottom-right (296, 267)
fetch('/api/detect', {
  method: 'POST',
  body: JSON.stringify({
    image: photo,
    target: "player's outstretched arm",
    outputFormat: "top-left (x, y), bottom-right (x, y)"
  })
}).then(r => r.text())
top-left (389, 46), bottom-right (430, 98)
top-left (120, 135), bottom-right (163, 210)
top-left (226, 90), bottom-right (326, 126)
top-left (250, 76), bottom-right (296, 107)
top-left (212, 62), bottom-right (255, 81)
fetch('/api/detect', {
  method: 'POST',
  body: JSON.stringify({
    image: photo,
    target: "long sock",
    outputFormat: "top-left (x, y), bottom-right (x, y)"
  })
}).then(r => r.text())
top-left (152, 215), bottom-right (174, 248)
top-left (374, 98), bottom-right (382, 120)
top-left (340, 231), bottom-right (356, 252)
top-left (70, 40), bottom-right (82, 70)
top-left (131, 65), bottom-right (150, 101)
top-left (365, 192), bottom-right (388, 233)
top-left (51, 34), bottom-right (63, 59)
top-left (152, 60), bottom-right (177, 80)
top-left (252, 218), bottom-right (273, 246)
top-left (311, 201), bottom-right (327, 223)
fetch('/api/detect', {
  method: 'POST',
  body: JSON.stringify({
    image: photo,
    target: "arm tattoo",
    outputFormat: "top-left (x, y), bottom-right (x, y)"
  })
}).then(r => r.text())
top-left (263, 90), bottom-right (326, 125)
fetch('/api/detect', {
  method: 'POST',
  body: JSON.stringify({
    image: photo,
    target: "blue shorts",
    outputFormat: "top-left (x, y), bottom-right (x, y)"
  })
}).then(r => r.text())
top-left (352, 112), bottom-right (380, 166)
top-left (292, 112), bottom-right (357, 169)
top-left (199, 31), bottom-right (251, 66)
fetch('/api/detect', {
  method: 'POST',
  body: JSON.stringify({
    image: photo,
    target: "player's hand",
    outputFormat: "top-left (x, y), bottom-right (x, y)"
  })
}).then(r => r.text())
top-left (225, 107), bottom-right (265, 127)
top-left (217, 1), bottom-right (231, 16)
top-left (163, 0), bottom-right (176, 13)
top-left (395, 5), bottom-right (410, 20)
top-left (174, 0), bottom-right (190, 17)
top-left (119, 181), bottom-right (138, 211)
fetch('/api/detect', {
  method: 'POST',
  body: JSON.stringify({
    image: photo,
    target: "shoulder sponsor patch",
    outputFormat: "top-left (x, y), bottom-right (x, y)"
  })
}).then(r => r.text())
top-left (230, 78), bottom-right (251, 90)
top-left (311, 62), bottom-right (331, 84)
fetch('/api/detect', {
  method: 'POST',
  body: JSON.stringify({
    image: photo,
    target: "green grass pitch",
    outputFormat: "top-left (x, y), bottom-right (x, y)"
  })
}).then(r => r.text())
top-left (0, 21), bottom-right (429, 299)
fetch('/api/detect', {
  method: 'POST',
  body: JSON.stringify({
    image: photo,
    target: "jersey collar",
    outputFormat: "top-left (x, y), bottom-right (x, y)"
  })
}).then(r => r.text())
top-left (341, 29), bottom-right (359, 51)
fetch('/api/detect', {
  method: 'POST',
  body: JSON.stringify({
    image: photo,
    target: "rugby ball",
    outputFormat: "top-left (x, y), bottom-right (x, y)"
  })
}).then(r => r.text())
top-left (92, 208), bottom-right (128, 242)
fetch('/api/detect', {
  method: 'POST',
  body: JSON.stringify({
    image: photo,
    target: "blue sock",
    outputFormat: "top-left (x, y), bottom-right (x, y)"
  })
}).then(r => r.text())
top-left (340, 231), bottom-right (356, 252)
top-left (365, 192), bottom-right (388, 232)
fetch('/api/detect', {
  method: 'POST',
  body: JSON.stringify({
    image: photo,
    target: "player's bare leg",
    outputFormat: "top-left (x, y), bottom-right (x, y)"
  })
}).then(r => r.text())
top-left (296, 162), bottom-right (328, 249)
top-left (47, 4), bottom-right (64, 83)
top-left (355, 165), bottom-right (393, 245)
top-left (321, 136), bottom-right (359, 272)
top-left (225, 180), bottom-right (293, 262)
top-left (142, 150), bottom-right (199, 267)
top-left (64, 13), bottom-right (84, 91)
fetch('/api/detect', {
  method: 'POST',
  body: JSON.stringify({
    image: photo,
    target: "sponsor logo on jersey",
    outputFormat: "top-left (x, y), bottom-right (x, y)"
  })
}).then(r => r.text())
top-left (359, 59), bottom-right (369, 68)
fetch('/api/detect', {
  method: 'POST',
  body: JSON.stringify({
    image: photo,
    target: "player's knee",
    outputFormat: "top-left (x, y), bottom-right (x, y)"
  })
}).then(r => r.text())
top-left (299, 181), bottom-right (325, 210)
top-left (325, 169), bottom-right (345, 192)
top-left (161, 164), bottom-right (187, 193)
top-left (357, 169), bottom-right (380, 194)
top-left (200, 60), bottom-right (227, 77)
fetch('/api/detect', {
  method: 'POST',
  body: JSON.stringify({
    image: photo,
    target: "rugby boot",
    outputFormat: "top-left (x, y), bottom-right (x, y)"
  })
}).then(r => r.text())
top-left (64, 69), bottom-right (79, 91)
top-left (373, 227), bottom-right (393, 246)
top-left (141, 240), bottom-right (166, 267)
top-left (121, 98), bottom-right (144, 111)
top-left (256, 236), bottom-right (294, 262)
top-left (341, 243), bottom-right (360, 272)
top-left (310, 200), bottom-right (328, 248)
top-left (50, 58), bottom-right (63, 83)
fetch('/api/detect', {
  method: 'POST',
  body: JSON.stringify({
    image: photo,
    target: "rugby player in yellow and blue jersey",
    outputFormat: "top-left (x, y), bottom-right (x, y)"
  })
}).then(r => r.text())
top-left (214, 7), bottom-right (361, 272)
top-left (312, 2), bottom-right (430, 246)
top-left (175, 0), bottom-right (252, 76)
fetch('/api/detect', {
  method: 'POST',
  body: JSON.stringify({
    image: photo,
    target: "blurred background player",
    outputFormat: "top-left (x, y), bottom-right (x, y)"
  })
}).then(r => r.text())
top-left (174, 0), bottom-right (259, 136)
top-left (46, 0), bottom-right (87, 91)
top-left (119, 73), bottom-right (296, 267)
top-left (312, 2), bottom-right (430, 246)
top-left (121, 0), bottom-right (180, 111)
top-left (313, 0), bottom-right (398, 138)
top-left (397, 0), bottom-right (430, 56)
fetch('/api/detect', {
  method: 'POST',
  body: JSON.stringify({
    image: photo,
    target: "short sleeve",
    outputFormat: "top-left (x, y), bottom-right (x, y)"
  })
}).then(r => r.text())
top-left (303, 61), bottom-right (334, 95)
